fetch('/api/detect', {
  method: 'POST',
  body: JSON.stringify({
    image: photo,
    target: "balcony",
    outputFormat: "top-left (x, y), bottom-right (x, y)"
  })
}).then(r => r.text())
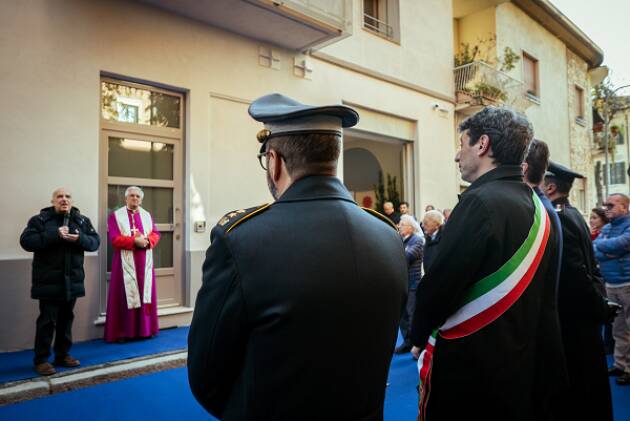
top-left (454, 61), bottom-right (530, 114)
top-left (136, 0), bottom-right (351, 51)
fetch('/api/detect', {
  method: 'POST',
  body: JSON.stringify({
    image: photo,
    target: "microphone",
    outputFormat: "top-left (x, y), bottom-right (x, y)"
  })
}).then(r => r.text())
top-left (63, 213), bottom-right (70, 227)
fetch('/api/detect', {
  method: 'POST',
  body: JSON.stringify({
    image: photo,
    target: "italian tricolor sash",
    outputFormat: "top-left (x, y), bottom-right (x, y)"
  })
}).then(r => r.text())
top-left (114, 206), bottom-right (154, 310)
top-left (417, 190), bottom-right (550, 419)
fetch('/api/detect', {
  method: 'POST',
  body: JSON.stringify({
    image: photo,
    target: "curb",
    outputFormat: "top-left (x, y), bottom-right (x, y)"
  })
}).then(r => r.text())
top-left (0, 350), bottom-right (187, 406)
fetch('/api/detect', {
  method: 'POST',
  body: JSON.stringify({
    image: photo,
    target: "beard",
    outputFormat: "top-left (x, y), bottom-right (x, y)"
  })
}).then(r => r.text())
top-left (266, 169), bottom-right (279, 200)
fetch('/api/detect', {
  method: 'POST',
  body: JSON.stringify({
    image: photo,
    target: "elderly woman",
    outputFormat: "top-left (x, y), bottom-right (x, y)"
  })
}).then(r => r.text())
top-left (105, 186), bottom-right (160, 343)
top-left (394, 214), bottom-right (424, 354)
top-left (422, 210), bottom-right (445, 272)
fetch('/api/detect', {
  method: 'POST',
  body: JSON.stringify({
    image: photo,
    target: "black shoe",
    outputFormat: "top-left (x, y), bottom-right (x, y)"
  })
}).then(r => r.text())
top-left (609, 366), bottom-right (625, 377)
top-left (394, 343), bottom-right (412, 354)
top-left (617, 372), bottom-right (630, 386)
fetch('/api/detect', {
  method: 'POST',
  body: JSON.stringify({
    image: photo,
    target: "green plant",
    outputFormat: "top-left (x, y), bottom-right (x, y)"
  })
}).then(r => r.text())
top-left (472, 82), bottom-right (507, 101)
top-left (373, 171), bottom-right (401, 211)
top-left (499, 47), bottom-right (520, 72)
top-left (454, 36), bottom-right (520, 72)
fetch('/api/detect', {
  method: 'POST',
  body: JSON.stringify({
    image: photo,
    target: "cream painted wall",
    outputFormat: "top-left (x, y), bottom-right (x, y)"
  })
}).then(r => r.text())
top-left (0, 0), bottom-right (458, 310)
top-left (319, 0), bottom-right (454, 98)
top-left (455, 7), bottom-right (497, 60)
top-left (495, 3), bottom-right (570, 165)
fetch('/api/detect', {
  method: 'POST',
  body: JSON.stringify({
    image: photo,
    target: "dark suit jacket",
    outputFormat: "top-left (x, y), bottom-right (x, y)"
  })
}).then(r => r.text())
top-left (411, 166), bottom-right (566, 421)
top-left (188, 175), bottom-right (407, 421)
top-left (422, 228), bottom-right (442, 273)
top-left (551, 197), bottom-right (612, 421)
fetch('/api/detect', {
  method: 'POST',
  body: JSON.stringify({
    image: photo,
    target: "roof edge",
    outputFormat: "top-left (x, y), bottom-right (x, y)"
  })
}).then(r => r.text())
top-left (511, 0), bottom-right (603, 68)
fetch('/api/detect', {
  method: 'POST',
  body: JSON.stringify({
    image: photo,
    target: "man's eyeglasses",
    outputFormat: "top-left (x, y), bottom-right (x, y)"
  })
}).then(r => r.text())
top-left (603, 203), bottom-right (615, 209)
top-left (257, 150), bottom-right (285, 171)
top-left (257, 151), bottom-right (270, 171)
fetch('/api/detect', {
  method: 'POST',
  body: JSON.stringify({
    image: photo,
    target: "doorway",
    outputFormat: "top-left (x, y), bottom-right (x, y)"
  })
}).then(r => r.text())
top-left (99, 78), bottom-right (184, 314)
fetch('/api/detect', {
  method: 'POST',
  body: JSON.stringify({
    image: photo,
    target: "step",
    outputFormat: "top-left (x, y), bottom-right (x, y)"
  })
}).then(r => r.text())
top-left (0, 350), bottom-right (187, 406)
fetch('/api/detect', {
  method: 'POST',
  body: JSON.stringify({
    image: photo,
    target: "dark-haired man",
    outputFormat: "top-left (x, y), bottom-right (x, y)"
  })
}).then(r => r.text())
top-left (399, 201), bottom-right (412, 217)
top-left (188, 94), bottom-right (407, 420)
top-left (410, 107), bottom-right (565, 420)
top-left (544, 162), bottom-right (613, 421)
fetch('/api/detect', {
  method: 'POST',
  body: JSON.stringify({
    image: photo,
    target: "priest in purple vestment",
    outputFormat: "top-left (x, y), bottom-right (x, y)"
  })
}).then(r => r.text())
top-left (105, 186), bottom-right (160, 343)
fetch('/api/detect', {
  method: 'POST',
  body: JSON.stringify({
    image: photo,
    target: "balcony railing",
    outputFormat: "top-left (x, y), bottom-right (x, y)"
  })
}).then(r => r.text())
top-left (363, 13), bottom-right (393, 38)
top-left (454, 61), bottom-right (529, 112)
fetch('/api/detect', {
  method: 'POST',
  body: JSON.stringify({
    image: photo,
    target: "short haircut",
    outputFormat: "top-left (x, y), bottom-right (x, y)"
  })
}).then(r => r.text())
top-left (423, 210), bottom-right (445, 226)
top-left (384, 201), bottom-right (394, 207)
top-left (591, 207), bottom-right (609, 224)
top-left (459, 106), bottom-right (533, 165)
top-left (400, 214), bottom-right (421, 233)
top-left (609, 193), bottom-right (630, 207)
top-left (267, 133), bottom-right (340, 178)
top-left (543, 176), bottom-right (572, 195)
top-left (400, 201), bottom-right (409, 207)
top-left (524, 139), bottom-right (549, 185)
top-left (125, 186), bottom-right (144, 199)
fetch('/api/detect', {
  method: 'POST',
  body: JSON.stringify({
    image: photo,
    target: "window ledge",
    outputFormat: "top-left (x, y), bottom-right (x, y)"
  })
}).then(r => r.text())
top-left (575, 117), bottom-right (587, 127)
top-left (525, 93), bottom-right (541, 105)
top-left (93, 306), bottom-right (194, 326)
top-left (361, 26), bottom-right (400, 45)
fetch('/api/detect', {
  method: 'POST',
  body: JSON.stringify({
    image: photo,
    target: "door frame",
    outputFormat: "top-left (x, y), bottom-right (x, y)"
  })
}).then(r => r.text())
top-left (98, 77), bottom-right (185, 315)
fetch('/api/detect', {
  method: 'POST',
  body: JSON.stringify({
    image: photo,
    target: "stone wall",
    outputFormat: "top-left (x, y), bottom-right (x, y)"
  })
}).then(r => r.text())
top-left (566, 49), bottom-right (596, 213)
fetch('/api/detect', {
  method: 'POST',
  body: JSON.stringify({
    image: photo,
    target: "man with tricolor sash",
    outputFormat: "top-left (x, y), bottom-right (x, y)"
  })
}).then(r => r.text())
top-left (410, 107), bottom-right (567, 421)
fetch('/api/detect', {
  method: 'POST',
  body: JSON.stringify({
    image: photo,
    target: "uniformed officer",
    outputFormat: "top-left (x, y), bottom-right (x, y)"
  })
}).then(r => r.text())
top-left (543, 161), bottom-right (613, 421)
top-left (187, 93), bottom-right (408, 421)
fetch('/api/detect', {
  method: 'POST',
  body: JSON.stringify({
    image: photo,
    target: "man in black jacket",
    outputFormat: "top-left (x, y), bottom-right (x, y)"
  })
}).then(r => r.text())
top-left (188, 94), bottom-right (407, 421)
top-left (20, 188), bottom-right (100, 376)
top-left (410, 107), bottom-right (566, 421)
top-left (543, 162), bottom-right (613, 421)
top-left (421, 210), bottom-right (444, 273)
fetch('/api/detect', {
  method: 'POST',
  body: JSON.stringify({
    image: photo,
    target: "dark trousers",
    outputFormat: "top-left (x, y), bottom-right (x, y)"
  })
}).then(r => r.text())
top-left (34, 298), bottom-right (76, 364)
top-left (399, 288), bottom-right (416, 344)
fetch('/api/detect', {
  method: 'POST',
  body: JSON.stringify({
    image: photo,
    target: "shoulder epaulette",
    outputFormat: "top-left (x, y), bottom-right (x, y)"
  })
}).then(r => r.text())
top-left (216, 204), bottom-right (271, 233)
top-left (361, 207), bottom-right (398, 231)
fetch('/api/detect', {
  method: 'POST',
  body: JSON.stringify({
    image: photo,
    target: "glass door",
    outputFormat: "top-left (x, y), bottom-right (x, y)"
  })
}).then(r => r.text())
top-left (99, 78), bottom-right (184, 313)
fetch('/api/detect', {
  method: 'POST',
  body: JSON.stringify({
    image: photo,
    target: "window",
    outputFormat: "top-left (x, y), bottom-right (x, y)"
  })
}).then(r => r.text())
top-left (574, 85), bottom-right (585, 121)
top-left (607, 162), bottom-right (627, 185)
top-left (523, 53), bottom-right (539, 99)
top-left (612, 126), bottom-right (624, 145)
top-left (363, 0), bottom-right (399, 41)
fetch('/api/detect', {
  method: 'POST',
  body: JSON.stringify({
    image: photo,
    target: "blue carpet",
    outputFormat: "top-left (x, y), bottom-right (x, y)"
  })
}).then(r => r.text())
top-left (1, 330), bottom-right (629, 420)
top-left (0, 367), bottom-right (213, 421)
top-left (2, 359), bottom-right (629, 421)
top-left (0, 326), bottom-right (188, 383)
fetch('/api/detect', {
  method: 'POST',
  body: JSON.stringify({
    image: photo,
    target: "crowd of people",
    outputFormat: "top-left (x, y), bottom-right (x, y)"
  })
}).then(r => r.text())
top-left (17, 92), bottom-right (630, 421)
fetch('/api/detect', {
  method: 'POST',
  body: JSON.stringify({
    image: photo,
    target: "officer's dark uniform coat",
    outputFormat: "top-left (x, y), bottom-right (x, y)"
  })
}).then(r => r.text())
top-left (188, 175), bottom-right (408, 421)
top-left (410, 166), bottom-right (567, 421)
top-left (551, 196), bottom-right (612, 421)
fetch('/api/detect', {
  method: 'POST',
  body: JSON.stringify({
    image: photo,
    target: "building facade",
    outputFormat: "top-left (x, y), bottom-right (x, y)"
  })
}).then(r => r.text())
top-left (452, 0), bottom-right (604, 213)
top-left (593, 99), bottom-right (630, 202)
top-left (0, 0), bottom-right (458, 350)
